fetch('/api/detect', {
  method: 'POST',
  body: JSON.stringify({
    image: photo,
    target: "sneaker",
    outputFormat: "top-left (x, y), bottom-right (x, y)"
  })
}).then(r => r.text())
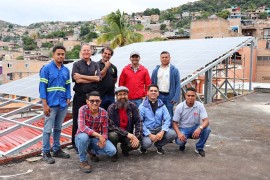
top-left (120, 144), bottom-right (129, 157)
top-left (88, 152), bottom-right (99, 162)
top-left (156, 147), bottom-right (165, 155)
top-left (179, 146), bottom-right (186, 151)
top-left (52, 149), bottom-right (70, 159)
top-left (42, 152), bottom-right (55, 164)
top-left (139, 147), bottom-right (147, 154)
top-left (195, 149), bottom-right (205, 157)
top-left (110, 154), bottom-right (118, 162)
top-left (79, 161), bottom-right (92, 173)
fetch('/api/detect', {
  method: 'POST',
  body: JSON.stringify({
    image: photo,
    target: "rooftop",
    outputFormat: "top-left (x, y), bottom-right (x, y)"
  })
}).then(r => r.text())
top-left (0, 92), bottom-right (269, 179)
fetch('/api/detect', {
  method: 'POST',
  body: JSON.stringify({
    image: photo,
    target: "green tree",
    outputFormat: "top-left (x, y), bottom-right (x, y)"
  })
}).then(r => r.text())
top-left (80, 25), bottom-right (90, 37)
top-left (259, 12), bottom-right (268, 19)
top-left (41, 42), bottom-right (54, 48)
top-left (216, 10), bottom-right (230, 19)
top-left (160, 24), bottom-right (167, 30)
top-left (97, 9), bottom-right (143, 48)
top-left (22, 36), bottom-right (37, 50)
top-left (16, 56), bottom-right (24, 60)
top-left (8, 24), bottom-right (14, 29)
top-left (66, 45), bottom-right (81, 59)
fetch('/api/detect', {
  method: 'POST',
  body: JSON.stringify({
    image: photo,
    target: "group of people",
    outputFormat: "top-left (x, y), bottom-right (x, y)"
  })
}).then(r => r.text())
top-left (39, 44), bottom-right (211, 173)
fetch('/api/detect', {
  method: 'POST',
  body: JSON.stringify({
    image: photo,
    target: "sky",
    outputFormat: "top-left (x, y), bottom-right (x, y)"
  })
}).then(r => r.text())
top-left (0, 0), bottom-right (198, 26)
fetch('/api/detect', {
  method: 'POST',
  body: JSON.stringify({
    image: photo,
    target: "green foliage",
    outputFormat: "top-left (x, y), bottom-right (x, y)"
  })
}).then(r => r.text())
top-left (146, 37), bottom-right (166, 42)
top-left (3, 46), bottom-right (8, 51)
top-left (3, 36), bottom-right (12, 42)
top-left (97, 9), bottom-right (143, 48)
top-left (45, 31), bottom-right (66, 38)
top-left (83, 31), bottom-right (98, 42)
top-left (41, 42), bottom-right (54, 48)
top-left (16, 56), bottom-right (24, 60)
top-left (143, 8), bottom-right (160, 16)
top-left (22, 36), bottom-right (37, 50)
top-left (130, 24), bottom-right (144, 31)
top-left (8, 24), bottom-right (14, 29)
top-left (160, 24), bottom-right (166, 30)
top-left (65, 45), bottom-right (81, 59)
top-left (216, 10), bottom-right (230, 19)
top-left (259, 12), bottom-right (268, 19)
top-left (80, 25), bottom-right (90, 37)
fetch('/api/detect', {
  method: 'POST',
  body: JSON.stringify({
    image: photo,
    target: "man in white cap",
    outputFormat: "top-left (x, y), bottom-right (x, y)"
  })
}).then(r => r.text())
top-left (107, 86), bottom-right (142, 162)
top-left (119, 51), bottom-right (151, 107)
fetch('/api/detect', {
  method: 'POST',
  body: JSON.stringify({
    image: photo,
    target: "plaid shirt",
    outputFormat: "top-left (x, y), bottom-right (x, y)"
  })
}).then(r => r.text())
top-left (76, 105), bottom-right (108, 139)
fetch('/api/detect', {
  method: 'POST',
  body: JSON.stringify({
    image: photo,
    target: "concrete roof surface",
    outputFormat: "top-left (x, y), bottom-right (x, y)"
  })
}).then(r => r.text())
top-left (0, 92), bottom-right (269, 180)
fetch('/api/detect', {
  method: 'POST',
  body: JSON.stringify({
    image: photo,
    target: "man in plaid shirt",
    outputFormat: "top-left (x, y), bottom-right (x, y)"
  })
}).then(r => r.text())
top-left (75, 91), bottom-right (116, 173)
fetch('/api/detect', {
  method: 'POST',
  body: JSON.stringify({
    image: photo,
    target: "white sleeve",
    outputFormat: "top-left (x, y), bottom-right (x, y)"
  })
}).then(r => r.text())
top-left (199, 103), bottom-right (208, 120)
top-left (172, 104), bottom-right (182, 122)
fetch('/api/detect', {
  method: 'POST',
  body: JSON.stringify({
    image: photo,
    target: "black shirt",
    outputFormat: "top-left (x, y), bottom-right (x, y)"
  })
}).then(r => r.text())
top-left (72, 59), bottom-right (100, 95)
top-left (96, 60), bottom-right (117, 96)
top-left (150, 100), bottom-right (158, 114)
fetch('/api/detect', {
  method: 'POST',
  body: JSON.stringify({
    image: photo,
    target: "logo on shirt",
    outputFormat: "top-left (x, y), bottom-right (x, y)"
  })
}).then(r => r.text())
top-left (194, 112), bottom-right (199, 116)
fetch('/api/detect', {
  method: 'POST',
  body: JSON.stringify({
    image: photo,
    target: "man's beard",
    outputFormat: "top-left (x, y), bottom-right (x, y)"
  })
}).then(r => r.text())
top-left (116, 99), bottom-right (128, 109)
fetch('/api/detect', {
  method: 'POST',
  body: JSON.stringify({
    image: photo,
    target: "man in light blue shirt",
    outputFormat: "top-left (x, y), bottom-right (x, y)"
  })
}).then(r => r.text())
top-left (139, 84), bottom-right (176, 155)
top-left (172, 87), bottom-right (211, 157)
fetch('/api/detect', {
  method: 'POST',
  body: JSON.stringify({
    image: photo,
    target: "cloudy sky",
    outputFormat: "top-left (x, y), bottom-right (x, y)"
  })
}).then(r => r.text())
top-left (0, 0), bottom-right (197, 26)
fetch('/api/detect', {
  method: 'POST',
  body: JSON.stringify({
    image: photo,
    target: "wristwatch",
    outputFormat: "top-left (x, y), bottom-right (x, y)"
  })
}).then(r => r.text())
top-left (199, 126), bottom-right (203, 130)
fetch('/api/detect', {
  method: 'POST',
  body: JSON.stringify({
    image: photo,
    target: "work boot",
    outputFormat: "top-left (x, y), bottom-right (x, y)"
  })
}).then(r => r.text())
top-left (79, 161), bottom-right (92, 173)
top-left (52, 149), bottom-right (70, 159)
top-left (42, 152), bottom-right (55, 164)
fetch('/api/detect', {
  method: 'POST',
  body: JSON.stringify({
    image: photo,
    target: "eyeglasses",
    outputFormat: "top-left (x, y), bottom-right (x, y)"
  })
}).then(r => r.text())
top-left (88, 99), bottom-right (101, 104)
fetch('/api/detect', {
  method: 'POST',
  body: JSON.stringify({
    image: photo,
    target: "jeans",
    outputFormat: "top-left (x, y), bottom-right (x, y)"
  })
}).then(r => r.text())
top-left (141, 128), bottom-right (176, 149)
top-left (100, 95), bottom-right (115, 110)
top-left (108, 132), bottom-right (140, 154)
top-left (42, 106), bottom-right (68, 153)
top-left (75, 133), bottom-right (117, 162)
top-left (159, 93), bottom-right (174, 120)
top-left (175, 125), bottom-right (211, 150)
top-left (130, 98), bottom-right (143, 108)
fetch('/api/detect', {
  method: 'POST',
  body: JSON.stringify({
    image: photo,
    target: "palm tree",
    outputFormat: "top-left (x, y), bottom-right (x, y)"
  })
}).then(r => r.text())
top-left (97, 10), bottom-right (143, 48)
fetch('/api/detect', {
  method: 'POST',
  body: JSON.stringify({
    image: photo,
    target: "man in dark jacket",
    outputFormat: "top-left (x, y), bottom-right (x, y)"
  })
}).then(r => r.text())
top-left (107, 86), bottom-right (142, 162)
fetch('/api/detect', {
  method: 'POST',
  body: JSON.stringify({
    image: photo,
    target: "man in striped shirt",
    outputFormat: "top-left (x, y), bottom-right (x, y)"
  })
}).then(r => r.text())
top-left (75, 91), bottom-right (116, 173)
top-left (39, 45), bottom-right (71, 164)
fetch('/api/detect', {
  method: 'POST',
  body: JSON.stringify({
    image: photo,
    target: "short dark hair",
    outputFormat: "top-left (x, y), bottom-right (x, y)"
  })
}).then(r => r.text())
top-left (53, 45), bottom-right (66, 53)
top-left (160, 51), bottom-right (170, 56)
top-left (186, 87), bottom-right (196, 93)
top-left (86, 91), bottom-right (101, 99)
top-left (101, 46), bottom-right (114, 56)
top-left (148, 84), bottom-right (159, 91)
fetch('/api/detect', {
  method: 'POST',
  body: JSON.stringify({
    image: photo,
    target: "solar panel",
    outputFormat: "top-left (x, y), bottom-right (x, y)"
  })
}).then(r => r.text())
top-left (0, 36), bottom-right (253, 99)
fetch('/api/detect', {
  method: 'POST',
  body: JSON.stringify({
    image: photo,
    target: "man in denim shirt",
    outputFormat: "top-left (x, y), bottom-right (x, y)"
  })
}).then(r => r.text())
top-left (139, 84), bottom-right (176, 155)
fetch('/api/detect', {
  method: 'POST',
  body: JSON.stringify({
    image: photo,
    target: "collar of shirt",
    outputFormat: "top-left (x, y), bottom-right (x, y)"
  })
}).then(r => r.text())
top-left (184, 101), bottom-right (198, 109)
top-left (82, 58), bottom-right (92, 66)
top-left (160, 64), bottom-right (170, 69)
top-left (51, 60), bottom-right (63, 69)
top-left (130, 64), bottom-right (140, 72)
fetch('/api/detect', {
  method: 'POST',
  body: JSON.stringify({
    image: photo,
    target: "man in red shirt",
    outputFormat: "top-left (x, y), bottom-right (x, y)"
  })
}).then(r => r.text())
top-left (75, 91), bottom-right (116, 173)
top-left (119, 51), bottom-right (151, 107)
top-left (107, 86), bottom-right (142, 162)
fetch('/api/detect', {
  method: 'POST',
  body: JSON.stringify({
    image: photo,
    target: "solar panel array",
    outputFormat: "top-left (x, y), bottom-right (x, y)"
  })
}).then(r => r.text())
top-left (0, 36), bottom-right (253, 99)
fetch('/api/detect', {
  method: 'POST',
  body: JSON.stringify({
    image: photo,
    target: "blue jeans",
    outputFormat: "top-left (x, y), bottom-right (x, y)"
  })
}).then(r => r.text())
top-left (175, 125), bottom-right (211, 150)
top-left (129, 98), bottom-right (143, 108)
top-left (159, 93), bottom-right (174, 120)
top-left (75, 133), bottom-right (117, 162)
top-left (42, 106), bottom-right (68, 153)
top-left (141, 128), bottom-right (177, 149)
top-left (100, 95), bottom-right (115, 110)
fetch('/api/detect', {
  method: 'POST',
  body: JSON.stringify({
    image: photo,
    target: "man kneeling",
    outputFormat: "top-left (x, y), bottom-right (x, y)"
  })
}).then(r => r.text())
top-left (172, 87), bottom-right (211, 157)
top-left (75, 91), bottom-right (116, 173)
top-left (139, 84), bottom-right (176, 154)
top-left (108, 86), bottom-right (142, 162)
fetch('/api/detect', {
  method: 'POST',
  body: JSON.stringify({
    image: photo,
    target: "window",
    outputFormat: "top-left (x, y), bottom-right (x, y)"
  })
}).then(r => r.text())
top-left (257, 56), bottom-right (270, 61)
top-left (205, 36), bottom-right (213, 39)
top-left (7, 63), bottom-right (12, 68)
top-left (266, 40), bottom-right (270, 49)
top-left (25, 63), bottom-right (29, 68)
top-left (263, 28), bottom-right (270, 39)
